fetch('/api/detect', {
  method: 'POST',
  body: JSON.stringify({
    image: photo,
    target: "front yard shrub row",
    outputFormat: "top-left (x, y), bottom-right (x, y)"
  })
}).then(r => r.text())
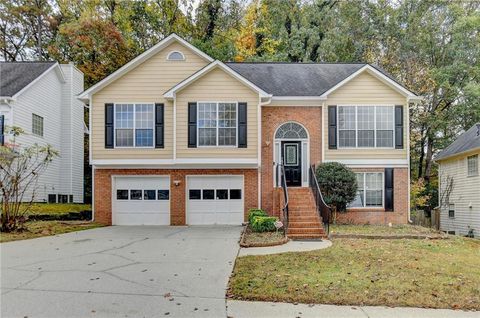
top-left (251, 216), bottom-right (278, 232)
top-left (248, 209), bottom-right (278, 232)
top-left (248, 209), bottom-right (268, 224)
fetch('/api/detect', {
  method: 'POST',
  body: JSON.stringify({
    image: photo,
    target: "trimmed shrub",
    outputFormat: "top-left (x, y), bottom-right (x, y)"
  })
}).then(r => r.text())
top-left (251, 216), bottom-right (278, 232)
top-left (315, 162), bottom-right (357, 212)
top-left (248, 208), bottom-right (267, 224)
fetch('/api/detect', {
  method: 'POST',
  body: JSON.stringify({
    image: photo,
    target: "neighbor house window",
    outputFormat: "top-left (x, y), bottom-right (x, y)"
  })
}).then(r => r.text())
top-left (448, 203), bottom-right (455, 218)
top-left (349, 172), bottom-right (383, 207)
top-left (115, 104), bottom-right (154, 147)
top-left (198, 102), bottom-right (237, 146)
top-left (338, 106), bottom-right (394, 148)
top-left (467, 155), bottom-right (478, 177)
top-left (32, 114), bottom-right (44, 136)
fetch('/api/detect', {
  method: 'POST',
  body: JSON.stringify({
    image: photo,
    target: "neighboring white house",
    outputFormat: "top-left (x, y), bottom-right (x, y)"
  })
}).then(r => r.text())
top-left (0, 62), bottom-right (85, 203)
top-left (435, 123), bottom-right (480, 237)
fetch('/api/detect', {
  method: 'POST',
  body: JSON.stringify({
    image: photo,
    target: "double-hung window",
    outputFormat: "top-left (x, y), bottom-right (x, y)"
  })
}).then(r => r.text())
top-left (198, 102), bottom-right (237, 146)
top-left (338, 106), bottom-right (394, 148)
top-left (467, 154), bottom-right (478, 177)
top-left (349, 172), bottom-right (383, 208)
top-left (115, 103), bottom-right (154, 147)
top-left (32, 113), bottom-right (44, 137)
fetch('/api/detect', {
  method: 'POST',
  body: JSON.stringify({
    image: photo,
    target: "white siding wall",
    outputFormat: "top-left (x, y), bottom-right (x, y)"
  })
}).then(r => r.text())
top-left (10, 65), bottom-right (84, 202)
top-left (60, 64), bottom-right (85, 203)
top-left (438, 151), bottom-right (480, 236)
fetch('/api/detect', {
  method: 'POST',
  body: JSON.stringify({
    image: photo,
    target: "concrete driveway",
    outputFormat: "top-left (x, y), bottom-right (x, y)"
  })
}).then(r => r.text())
top-left (1, 226), bottom-right (242, 318)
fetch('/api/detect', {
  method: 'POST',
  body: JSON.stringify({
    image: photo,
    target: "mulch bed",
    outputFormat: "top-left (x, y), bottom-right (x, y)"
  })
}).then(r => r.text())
top-left (240, 226), bottom-right (289, 247)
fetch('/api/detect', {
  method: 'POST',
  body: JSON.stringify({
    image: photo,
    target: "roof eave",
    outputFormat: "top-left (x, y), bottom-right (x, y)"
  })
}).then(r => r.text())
top-left (435, 146), bottom-right (480, 163)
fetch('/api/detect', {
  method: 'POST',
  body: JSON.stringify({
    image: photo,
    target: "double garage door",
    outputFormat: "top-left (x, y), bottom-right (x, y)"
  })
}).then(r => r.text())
top-left (112, 175), bottom-right (244, 225)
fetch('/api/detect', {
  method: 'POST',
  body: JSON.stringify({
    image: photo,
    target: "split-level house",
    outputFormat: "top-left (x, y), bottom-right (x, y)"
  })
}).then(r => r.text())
top-left (436, 123), bottom-right (480, 237)
top-left (78, 34), bottom-right (420, 238)
top-left (0, 62), bottom-right (84, 203)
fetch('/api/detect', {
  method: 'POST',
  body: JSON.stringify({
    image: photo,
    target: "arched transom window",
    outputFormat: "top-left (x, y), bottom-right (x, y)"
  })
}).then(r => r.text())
top-left (275, 122), bottom-right (308, 139)
top-left (167, 51), bottom-right (185, 61)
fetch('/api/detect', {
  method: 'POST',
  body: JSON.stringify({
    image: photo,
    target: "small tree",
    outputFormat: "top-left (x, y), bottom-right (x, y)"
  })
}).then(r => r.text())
top-left (315, 162), bottom-right (357, 214)
top-left (0, 127), bottom-right (58, 232)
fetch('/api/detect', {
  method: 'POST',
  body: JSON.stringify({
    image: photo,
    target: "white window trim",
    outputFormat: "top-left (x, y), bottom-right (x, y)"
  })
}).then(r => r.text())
top-left (349, 172), bottom-right (385, 209)
top-left (467, 154), bottom-right (479, 177)
top-left (113, 103), bottom-right (155, 149)
top-left (32, 113), bottom-right (44, 137)
top-left (337, 105), bottom-right (396, 149)
top-left (166, 50), bottom-right (186, 61)
top-left (197, 101), bottom-right (238, 148)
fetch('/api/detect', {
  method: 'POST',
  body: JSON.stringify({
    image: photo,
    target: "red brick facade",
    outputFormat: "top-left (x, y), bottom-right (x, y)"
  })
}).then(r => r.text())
top-left (260, 106), bottom-right (323, 215)
top-left (335, 168), bottom-right (409, 224)
top-left (94, 168), bottom-right (258, 225)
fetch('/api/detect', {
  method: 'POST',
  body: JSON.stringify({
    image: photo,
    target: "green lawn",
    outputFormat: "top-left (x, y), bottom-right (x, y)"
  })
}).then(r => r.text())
top-left (25, 203), bottom-right (91, 216)
top-left (229, 237), bottom-right (480, 310)
top-left (0, 220), bottom-right (103, 243)
top-left (330, 224), bottom-right (438, 235)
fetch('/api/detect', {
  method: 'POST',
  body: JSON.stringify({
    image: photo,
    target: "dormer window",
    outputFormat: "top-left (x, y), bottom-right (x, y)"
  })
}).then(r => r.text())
top-left (167, 51), bottom-right (185, 61)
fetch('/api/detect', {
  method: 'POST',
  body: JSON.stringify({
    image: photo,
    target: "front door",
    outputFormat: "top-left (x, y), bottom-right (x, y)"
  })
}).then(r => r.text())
top-left (281, 141), bottom-right (302, 186)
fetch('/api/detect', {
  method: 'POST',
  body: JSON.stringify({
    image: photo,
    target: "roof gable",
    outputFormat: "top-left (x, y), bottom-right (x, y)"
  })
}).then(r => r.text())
top-left (78, 34), bottom-right (214, 102)
top-left (164, 61), bottom-right (271, 98)
top-left (436, 124), bottom-right (480, 161)
top-left (0, 62), bottom-right (60, 98)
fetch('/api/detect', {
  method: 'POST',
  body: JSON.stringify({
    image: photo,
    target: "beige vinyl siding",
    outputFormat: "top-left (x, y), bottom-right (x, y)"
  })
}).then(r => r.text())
top-left (438, 150), bottom-right (480, 236)
top-left (176, 67), bottom-right (259, 158)
top-left (91, 41), bottom-right (209, 160)
top-left (324, 71), bottom-right (408, 160)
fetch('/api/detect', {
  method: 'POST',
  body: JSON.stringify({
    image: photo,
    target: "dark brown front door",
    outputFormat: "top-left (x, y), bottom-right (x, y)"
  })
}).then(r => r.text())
top-left (282, 141), bottom-right (302, 187)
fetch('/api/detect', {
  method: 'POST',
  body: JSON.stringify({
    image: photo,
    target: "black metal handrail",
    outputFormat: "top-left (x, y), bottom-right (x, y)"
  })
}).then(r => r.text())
top-left (309, 165), bottom-right (332, 235)
top-left (276, 163), bottom-right (289, 234)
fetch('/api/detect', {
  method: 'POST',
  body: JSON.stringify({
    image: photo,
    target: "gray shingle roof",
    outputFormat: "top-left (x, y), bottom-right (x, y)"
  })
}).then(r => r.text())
top-left (226, 62), bottom-right (366, 96)
top-left (0, 62), bottom-right (56, 97)
top-left (436, 123), bottom-right (480, 161)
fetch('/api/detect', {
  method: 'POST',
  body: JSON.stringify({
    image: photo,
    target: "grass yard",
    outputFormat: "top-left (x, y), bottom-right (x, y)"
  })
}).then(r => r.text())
top-left (0, 221), bottom-right (103, 243)
top-left (229, 237), bottom-right (480, 310)
top-left (25, 203), bottom-right (91, 216)
top-left (330, 224), bottom-right (438, 235)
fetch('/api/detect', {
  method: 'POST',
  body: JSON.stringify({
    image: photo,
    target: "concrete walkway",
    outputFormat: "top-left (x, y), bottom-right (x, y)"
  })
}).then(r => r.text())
top-left (227, 300), bottom-right (479, 318)
top-left (1, 226), bottom-right (242, 318)
top-left (238, 239), bottom-right (332, 256)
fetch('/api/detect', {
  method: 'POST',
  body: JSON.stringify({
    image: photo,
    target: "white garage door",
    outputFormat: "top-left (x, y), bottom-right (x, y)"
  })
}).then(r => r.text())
top-left (113, 176), bottom-right (170, 225)
top-left (187, 175), bottom-right (244, 225)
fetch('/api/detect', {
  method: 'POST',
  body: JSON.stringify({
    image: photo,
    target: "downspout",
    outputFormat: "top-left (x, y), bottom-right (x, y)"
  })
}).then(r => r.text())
top-left (173, 93), bottom-right (177, 162)
top-left (258, 96), bottom-right (272, 209)
top-left (407, 99), bottom-right (413, 223)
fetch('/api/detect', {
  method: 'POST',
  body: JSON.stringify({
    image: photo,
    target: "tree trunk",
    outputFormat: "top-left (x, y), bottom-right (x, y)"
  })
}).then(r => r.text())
top-left (37, 13), bottom-right (42, 60)
top-left (424, 135), bottom-right (434, 182)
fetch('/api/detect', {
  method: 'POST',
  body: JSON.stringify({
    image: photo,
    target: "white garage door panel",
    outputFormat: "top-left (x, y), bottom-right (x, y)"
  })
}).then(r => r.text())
top-left (187, 176), bottom-right (244, 225)
top-left (113, 176), bottom-right (170, 225)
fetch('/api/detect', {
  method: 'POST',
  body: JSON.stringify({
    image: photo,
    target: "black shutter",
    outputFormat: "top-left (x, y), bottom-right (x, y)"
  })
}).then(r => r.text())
top-left (155, 103), bottom-right (164, 148)
top-left (238, 102), bottom-right (247, 148)
top-left (0, 115), bottom-right (4, 146)
top-left (395, 105), bottom-right (404, 149)
top-left (105, 103), bottom-right (114, 148)
top-left (385, 168), bottom-right (394, 212)
top-left (188, 102), bottom-right (197, 148)
top-left (328, 105), bottom-right (337, 149)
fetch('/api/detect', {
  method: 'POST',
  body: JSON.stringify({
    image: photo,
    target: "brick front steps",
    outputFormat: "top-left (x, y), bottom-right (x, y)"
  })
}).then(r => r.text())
top-left (286, 188), bottom-right (327, 240)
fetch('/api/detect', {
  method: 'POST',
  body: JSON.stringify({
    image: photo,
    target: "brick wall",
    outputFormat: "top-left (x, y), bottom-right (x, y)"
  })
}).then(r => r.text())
top-left (336, 167), bottom-right (409, 224)
top-left (94, 168), bottom-right (258, 225)
top-left (261, 106), bottom-right (323, 215)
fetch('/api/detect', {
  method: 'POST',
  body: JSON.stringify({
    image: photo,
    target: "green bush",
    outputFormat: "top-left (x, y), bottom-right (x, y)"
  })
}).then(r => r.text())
top-left (315, 162), bottom-right (357, 212)
top-left (248, 209), bottom-right (267, 224)
top-left (251, 216), bottom-right (278, 232)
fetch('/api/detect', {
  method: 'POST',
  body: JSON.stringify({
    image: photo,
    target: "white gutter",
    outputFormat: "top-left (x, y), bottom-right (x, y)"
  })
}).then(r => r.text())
top-left (257, 96), bottom-right (273, 208)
